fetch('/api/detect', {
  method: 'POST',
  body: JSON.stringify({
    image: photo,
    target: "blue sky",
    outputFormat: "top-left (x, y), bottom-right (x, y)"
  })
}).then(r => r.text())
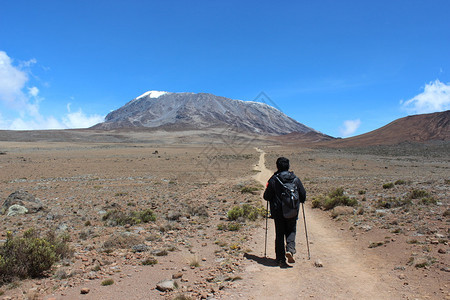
top-left (1, 0), bottom-right (449, 137)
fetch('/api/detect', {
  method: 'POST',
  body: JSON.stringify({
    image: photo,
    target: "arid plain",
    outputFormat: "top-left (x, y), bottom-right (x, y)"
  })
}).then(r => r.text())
top-left (0, 135), bottom-right (448, 299)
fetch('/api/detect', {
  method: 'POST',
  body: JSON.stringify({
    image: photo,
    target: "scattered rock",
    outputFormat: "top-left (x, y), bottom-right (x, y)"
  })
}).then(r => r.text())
top-left (1, 190), bottom-right (43, 214)
top-left (80, 288), bottom-right (90, 294)
top-left (132, 244), bottom-right (149, 253)
top-left (156, 279), bottom-right (176, 292)
top-left (314, 259), bottom-right (323, 267)
top-left (438, 248), bottom-right (447, 254)
top-left (167, 211), bottom-right (181, 221)
top-left (6, 204), bottom-right (28, 216)
top-left (172, 272), bottom-right (183, 279)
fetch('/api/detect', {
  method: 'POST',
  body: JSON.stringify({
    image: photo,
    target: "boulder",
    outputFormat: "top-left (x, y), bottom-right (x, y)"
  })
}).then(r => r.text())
top-left (7, 204), bottom-right (28, 216)
top-left (1, 191), bottom-right (43, 214)
top-left (156, 279), bottom-right (176, 292)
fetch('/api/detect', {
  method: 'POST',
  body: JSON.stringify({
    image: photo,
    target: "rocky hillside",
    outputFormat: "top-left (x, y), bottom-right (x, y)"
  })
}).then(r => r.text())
top-left (92, 91), bottom-right (317, 135)
top-left (325, 110), bottom-right (450, 147)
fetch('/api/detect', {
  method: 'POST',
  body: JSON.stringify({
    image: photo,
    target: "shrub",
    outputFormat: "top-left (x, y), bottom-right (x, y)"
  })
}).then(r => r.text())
top-left (311, 198), bottom-right (322, 208)
top-left (0, 228), bottom-right (72, 284)
top-left (103, 233), bottom-right (142, 250)
top-left (240, 186), bottom-right (260, 195)
top-left (394, 180), bottom-right (406, 185)
top-left (142, 257), bottom-right (158, 266)
top-left (358, 190), bottom-right (366, 195)
top-left (186, 205), bottom-right (209, 218)
top-left (101, 279), bottom-right (114, 286)
top-left (409, 189), bottom-right (429, 199)
top-left (217, 223), bottom-right (241, 231)
top-left (382, 182), bottom-right (394, 189)
top-left (102, 209), bottom-right (156, 226)
top-left (376, 197), bottom-right (411, 209)
top-left (189, 257), bottom-right (200, 268)
top-left (368, 242), bottom-right (384, 248)
top-left (421, 197), bottom-right (437, 205)
top-left (227, 204), bottom-right (264, 221)
top-left (312, 188), bottom-right (358, 211)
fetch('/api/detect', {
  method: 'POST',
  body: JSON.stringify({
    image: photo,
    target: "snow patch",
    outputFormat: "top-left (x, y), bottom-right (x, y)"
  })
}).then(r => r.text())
top-left (136, 91), bottom-right (168, 100)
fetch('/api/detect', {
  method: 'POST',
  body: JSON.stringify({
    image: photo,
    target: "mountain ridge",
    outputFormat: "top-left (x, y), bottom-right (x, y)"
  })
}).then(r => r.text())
top-left (93, 91), bottom-right (318, 136)
top-left (321, 110), bottom-right (450, 147)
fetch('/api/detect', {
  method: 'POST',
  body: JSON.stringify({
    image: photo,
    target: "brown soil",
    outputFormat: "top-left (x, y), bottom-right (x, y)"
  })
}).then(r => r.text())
top-left (0, 140), bottom-right (448, 300)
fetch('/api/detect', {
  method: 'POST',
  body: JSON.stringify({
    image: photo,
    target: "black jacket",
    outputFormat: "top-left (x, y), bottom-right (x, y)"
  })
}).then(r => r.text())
top-left (263, 170), bottom-right (306, 219)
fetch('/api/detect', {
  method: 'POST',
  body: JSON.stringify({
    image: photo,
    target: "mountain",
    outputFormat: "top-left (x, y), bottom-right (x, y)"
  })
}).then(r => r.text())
top-left (93, 91), bottom-right (318, 135)
top-left (324, 110), bottom-right (450, 147)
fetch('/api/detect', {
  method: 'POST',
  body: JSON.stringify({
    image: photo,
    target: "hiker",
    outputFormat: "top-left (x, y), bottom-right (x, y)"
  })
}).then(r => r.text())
top-left (263, 157), bottom-right (306, 268)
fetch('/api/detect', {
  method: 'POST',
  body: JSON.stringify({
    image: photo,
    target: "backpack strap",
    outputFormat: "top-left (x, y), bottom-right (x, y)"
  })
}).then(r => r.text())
top-left (275, 176), bottom-right (286, 188)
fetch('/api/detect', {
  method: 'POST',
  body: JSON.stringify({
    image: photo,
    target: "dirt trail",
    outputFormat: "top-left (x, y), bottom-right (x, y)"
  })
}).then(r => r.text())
top-left (231, 148), bottom-right (409, 299)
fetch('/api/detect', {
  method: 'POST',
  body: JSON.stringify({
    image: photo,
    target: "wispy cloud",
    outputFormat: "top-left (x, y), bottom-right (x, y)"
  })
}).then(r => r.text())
top-left (339, 119), bottom-right (361, 137)
top-left (0, 50), bottom-right (105, 130)
top-left (401, 79), bottom-right (450, 114)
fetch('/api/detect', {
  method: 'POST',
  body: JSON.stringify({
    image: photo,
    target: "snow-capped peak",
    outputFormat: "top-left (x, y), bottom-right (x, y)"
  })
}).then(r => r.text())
top-left (136, 90), bottom-right (168, 100)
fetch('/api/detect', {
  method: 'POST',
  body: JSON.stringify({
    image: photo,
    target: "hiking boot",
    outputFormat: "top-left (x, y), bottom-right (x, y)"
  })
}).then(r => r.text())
top-left (278, 260), bottom-right (292, 269)
top-left (286, 251), bottom-right (295, 263)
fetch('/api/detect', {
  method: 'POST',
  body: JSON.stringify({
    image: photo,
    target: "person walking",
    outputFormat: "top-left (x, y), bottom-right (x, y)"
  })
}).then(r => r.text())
top-left (263, 157), bottom-right (306, 268)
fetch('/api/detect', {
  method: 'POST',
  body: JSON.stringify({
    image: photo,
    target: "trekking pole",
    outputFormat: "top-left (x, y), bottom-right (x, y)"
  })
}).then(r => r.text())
top-left (301, 202), bottom-right (311, 260)
top-left (264, 200), bottom-right (269, 258)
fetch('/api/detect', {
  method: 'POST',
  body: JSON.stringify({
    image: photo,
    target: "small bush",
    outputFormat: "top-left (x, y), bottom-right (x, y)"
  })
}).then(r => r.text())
top-left (311, 198), bottom-right (322, 208)
top-left (358, 190), bottom-right (366, 195)
top-left (142, 257), bottom-right (157, 266)
top-left (382, 182), bottom-right (394, 189)
top-left (312, 188), bottom-right (357, 211)
top-left (368, 242), bottom-right (384, 248)
top-left (101, 279), bottom-right (114, 286)
top-left (0, 229), bottom-right (72, 284)
top-left (103, 234), bottom-right (142, 250)
top-left (103, 209), bottom-right (156, 226)
top-left (421, 197), bottom-right (436, 205)
top-left (394, 180), bottom-right (406, 185)
top-left (189, 257), bottom-right (200, 268)
top-left (376, 197), bottom-right (411, 209)
top-left (217, 223), bottom-right (241, 231)
top-left (227, 204), bottom-right (264, 221)
top-left (240, 186), bottom-right (260, 195)
top-left (115, 192), bottom-right (128, 197)
top-left (409, 189), bottom-right (429, 199)
top-left (186, 205), bottom-right (209, 218)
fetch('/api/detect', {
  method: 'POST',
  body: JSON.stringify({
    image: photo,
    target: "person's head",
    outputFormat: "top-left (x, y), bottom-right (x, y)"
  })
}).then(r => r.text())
top-left (276, 157), bottom-right (289, 172)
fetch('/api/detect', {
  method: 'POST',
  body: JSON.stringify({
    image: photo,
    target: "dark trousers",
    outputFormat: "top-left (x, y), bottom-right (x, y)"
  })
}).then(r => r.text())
top-left (274, 217), bottom-right (297, 262)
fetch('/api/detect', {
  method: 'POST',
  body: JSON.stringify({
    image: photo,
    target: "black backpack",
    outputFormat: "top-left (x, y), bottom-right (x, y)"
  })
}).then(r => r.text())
top-left (275, 176), bottom-right (300, 218)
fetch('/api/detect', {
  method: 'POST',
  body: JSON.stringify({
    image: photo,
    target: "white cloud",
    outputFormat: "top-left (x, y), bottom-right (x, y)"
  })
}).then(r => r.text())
top-left (0, 51), bottom-right (105, 130)
top-left (0, 51), bottom-right (29, 108)
top-left (62, 108), bottom-right (104, 129)
top-left (339, 119), bottom-right (361, 137)
top-left (28, 86), bottom-right (39, 97)
top-left (401, 79), bottom-right (450, 114)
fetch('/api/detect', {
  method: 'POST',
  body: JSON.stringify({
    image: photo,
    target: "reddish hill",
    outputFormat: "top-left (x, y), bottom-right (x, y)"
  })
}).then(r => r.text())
top-left (324, 110), bottom-right (449, 147)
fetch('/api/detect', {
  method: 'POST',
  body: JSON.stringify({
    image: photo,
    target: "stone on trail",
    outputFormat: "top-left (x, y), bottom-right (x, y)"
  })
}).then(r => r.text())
top-left (6, 204), bottom-right (28, 216)
top-left (314, 259), bottom-right (323, 268)
top-left (80, 288), bottom-right (90, 294)
top-left (156, 279), bottom-right (176, 292)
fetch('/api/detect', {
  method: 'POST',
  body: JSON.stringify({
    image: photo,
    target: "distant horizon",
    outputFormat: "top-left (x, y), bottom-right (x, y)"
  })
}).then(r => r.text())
top-left (1, 1), bottom-right (449, 137)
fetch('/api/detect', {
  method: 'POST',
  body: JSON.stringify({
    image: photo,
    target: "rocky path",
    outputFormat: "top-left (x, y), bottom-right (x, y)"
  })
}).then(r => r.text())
top-left (229, 148), bottom-right (410, 299)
